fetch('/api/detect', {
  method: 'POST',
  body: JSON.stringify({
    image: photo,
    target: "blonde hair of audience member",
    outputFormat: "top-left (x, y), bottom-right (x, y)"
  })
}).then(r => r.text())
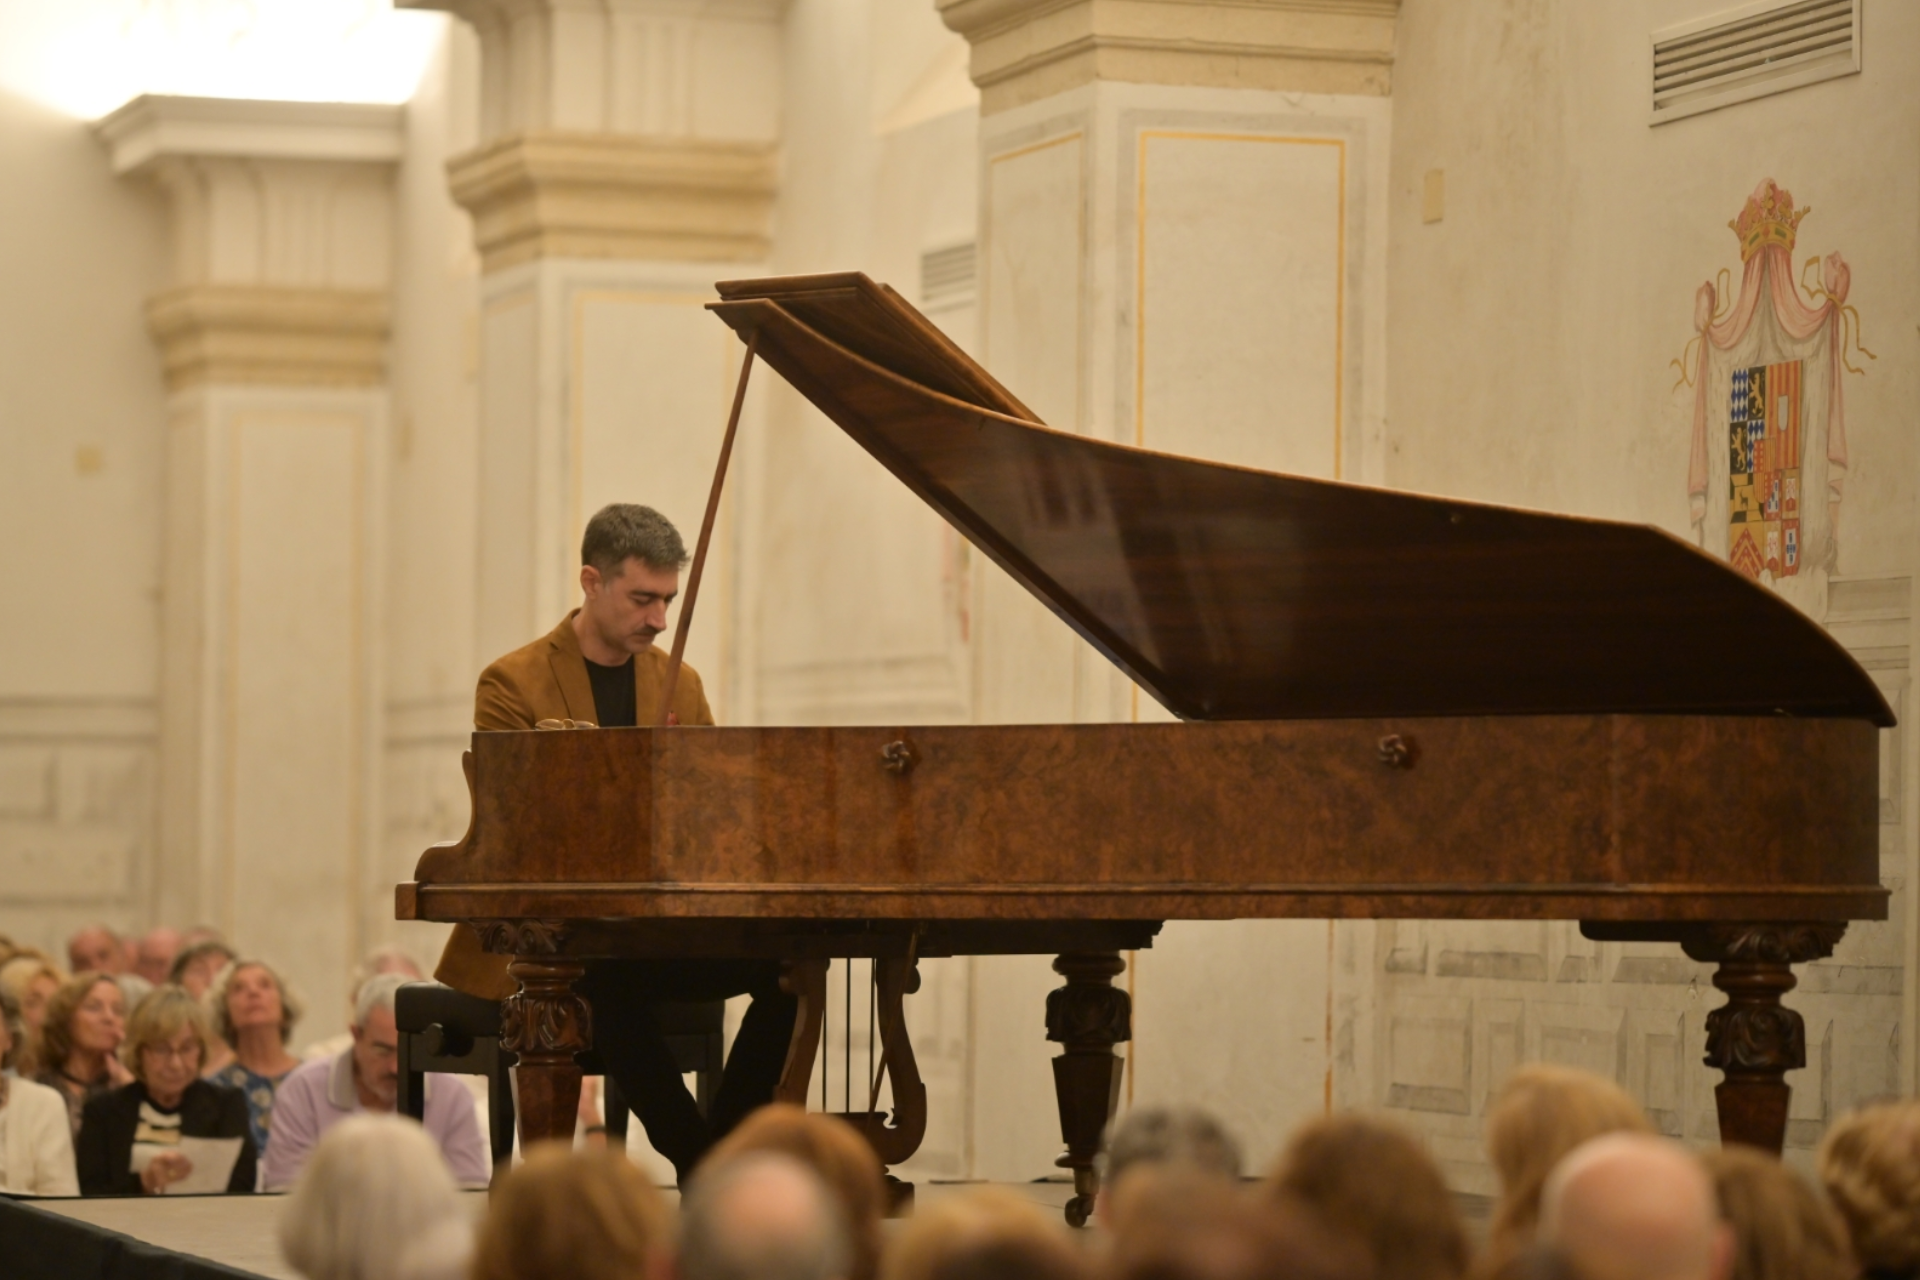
top-left (37, 972), bottom-right (131, 1088)
top-left (1702, 1144), bottom-right (1853, 1280)
top-left (280, 1113), bottom-right (472, 1280)
top-left (882, 1186), bottom-right (1087, 1280)
top-left (1098, 1105), bottom-right (1244, 1232)
top-left (473, 1143), bottom-right (671, 1280)
top-left (1538, 1132), bottom-right (1732, 1280)
top-left (1273, 1112), bottom-right (1470, 1280)
top-left (121, 985), bottom-right (214, 1082)
top-left (1482, 1064), bottom-right (1654, 1274)
top-left (1112, 1177), bottom-right (1373, 1280)
top-left (682, 1150), bottom-right (850, 1280)
top-left (209, 959), bottom-right (305, 1057)
top-left (0, 955), bottom-right (66, 1073)
top-left (702, 1103), bottom-right (885, 1280)
top-left (1817, 1099), bottom-right (1920, 1278)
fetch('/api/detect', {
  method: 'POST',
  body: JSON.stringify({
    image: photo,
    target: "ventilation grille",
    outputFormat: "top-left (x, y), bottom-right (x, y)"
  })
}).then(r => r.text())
top-left (920, 243), bottom-right (976, 312)
top-left (1651, 0), bottom-right (1858, 125)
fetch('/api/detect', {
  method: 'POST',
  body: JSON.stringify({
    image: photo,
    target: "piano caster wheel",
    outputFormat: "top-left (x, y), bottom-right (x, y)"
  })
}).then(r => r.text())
top-left (1064, 1194), bottom-right (1094, 1229)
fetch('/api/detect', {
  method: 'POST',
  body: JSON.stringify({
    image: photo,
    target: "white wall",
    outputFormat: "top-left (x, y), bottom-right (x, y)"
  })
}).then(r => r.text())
top-left (1378, 0), bottom-right (1919, 1183)
top-left (0, 79), bottom-right (169, 957)
top-left (381, 19), bottom-right (484, 978)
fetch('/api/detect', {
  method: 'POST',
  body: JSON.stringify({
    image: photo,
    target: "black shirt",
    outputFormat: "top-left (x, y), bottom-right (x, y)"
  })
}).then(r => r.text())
top-left (585, 656), bottom-right (637, 728)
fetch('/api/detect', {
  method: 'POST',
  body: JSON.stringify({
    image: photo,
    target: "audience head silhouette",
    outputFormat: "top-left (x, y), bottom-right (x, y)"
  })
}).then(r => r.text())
top-left (881, 1186), bottom-right (1088, 1280)
top-left (279, 1113), bottom-right (470, 1280)
top-left (1272, 1112), bottom-right (1469, 1280)
top-left (1100, 1105), bottom-right (1244, 1232)
top-left (1483, 1064), bottom-right (1654, 1271)
top-left (1818, 1098), bottom-right (1920, 1279)
top-left (474, 1143), bottom-right (670, 1280)
top-left (1703, 1144), bottom-right (1853, 1280)
top-left (1537, 1132), bottom-right (1732, 1280)
top-left (702, 1103), bottom-right (886, 1280)
top-left (1112, 1178), bottom-right (1371, 1280)
top-left (681, 1150), bottom-right (852, 1280)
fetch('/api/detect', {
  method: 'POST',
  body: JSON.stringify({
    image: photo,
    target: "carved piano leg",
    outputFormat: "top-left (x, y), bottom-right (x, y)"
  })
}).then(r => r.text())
top-left (501, 957), bottom-right (592, 1152)
top-left (1046, 952), bottom-right (1132, 1228)
top-left (834, 957), bottom-right (928, 1216)
top-left (1679, 923), bottom-right (1846, 1152)
top-left (774, 958), bottom-right (830, 1105)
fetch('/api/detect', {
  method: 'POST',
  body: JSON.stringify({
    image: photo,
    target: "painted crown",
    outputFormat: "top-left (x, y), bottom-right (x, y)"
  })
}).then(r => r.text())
top-left (1728, 179), bottom-right (1810, 262)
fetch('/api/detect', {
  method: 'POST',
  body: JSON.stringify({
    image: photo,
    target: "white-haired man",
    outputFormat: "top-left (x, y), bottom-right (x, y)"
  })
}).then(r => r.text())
top-left (261, 974), bottom-right (486, 1190)
top-left (1539, 1131), bottom-right (1734, 1280)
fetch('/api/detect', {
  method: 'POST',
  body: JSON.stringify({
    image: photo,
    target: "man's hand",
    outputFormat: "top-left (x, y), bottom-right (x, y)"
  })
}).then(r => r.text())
top-left (141, 1151), bottom-right (193, 1194)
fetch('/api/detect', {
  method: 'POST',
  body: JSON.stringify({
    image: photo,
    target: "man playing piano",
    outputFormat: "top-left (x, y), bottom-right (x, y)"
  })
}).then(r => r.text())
top-left (432, 503), bottom-right (799, 1183)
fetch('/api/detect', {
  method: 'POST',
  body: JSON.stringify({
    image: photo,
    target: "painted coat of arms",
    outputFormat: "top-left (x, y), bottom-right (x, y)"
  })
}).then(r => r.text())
top-left (1676, 179), bottom-right (1873, 612)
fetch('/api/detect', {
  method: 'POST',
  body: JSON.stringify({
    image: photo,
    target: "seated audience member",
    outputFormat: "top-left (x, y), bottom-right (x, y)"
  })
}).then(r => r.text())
top-left (682, 1150), bottom-right (850, 1280)
top-left (882, 1186), bottom-right (1088, 1280)
top-left (206, 958), bottom-right (306, 1155)
top-left (264, 973), bottom-right (487, 1190)
top-left (1537, 1133), bottom-right (1731, 1280)
top-left (1703, 1145), bottom-right (1852, 1280)
top-left (67, 925), bottom-right (127, 978)
top-left (280, 1114), bottom-right (473, 1280)
top-left (1097, 1105), bottom-right (1244, 1234)
top-left (133, 928), bottom-right (183, 988)
top-left (474, 1143), bottom-right (671, 1280)
top-left (300, 945), bottom-right (423, 1062)
top-left (76, 985), bottom-right (256, 1194)
top-left (1817, 1100), bottom-right (1920, 1280)
top-left (0, 955), bottom-right (66, 1073)
top-left (169, 939), bottom-right (239, 999)
top-left (1272, 1112), bottom-right (1470, 1280)
top-left (702, 1103), bottom-right (886, 1280)
top-left (1481, 1065), bottom-right (1655, 1276)
top-left (33, 972), bottom-right (131, 1134)
top-left (1111, 1178), bottom-right (1371, 1280)
top-left (0, 985), bottom-right (78, 1195)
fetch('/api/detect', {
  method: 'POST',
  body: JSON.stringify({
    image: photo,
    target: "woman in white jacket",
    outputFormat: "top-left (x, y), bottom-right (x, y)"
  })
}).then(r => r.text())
top-left (0, 984), bottom-right (78, 1195)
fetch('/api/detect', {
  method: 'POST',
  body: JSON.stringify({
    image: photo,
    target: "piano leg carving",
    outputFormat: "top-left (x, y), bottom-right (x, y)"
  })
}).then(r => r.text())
top-left (1680, 922), bottom-right (1846, 1152)
top-left (832, 958), bottom-right (927, 1215)
top-left (1046, 951), bottom-right (1132, 1228)
top-left (774, 958), bottom-right (830, 1105)
top-left (501, 957), bottom-right (592, 1152)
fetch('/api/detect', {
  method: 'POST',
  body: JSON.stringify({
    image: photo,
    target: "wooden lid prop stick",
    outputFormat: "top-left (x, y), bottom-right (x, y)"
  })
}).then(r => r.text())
top-left (656, 328), bottom-right (758, 726)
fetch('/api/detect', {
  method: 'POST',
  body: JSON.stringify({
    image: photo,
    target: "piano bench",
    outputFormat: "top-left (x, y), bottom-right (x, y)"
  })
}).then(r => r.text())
top-left (394, 981), bottom-right (726, 1176)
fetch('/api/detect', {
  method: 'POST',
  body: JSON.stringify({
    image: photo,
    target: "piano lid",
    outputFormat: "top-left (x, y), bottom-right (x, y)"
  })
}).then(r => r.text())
top-left (710, 273), bottom-right (1893, 726)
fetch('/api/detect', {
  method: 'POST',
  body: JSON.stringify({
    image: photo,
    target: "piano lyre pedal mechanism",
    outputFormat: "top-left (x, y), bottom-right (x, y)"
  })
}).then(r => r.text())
top-left (397, 273), bottom-right (1889, 1225)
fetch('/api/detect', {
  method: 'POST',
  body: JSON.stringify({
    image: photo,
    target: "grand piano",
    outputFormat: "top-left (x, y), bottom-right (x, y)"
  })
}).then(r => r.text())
top-left (397, 273), bottom-right (1889, 1222)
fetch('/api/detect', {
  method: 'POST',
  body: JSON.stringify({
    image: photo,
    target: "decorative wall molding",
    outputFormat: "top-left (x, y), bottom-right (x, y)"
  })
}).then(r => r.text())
top-left (94, 95), bottom-right (404, 174)
top-left (405, 0), bottom-right (790, 143)
top-left (938, 0), bottom-right (1399, 113)
top-left (447, 132), bottom-right (778, 272)
top-left (146, 286), bottom-right (389, 391)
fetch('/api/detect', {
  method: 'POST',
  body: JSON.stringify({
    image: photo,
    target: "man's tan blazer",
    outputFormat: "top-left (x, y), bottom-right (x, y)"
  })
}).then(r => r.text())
top-left (433, 611), bottom-right (716, 1000)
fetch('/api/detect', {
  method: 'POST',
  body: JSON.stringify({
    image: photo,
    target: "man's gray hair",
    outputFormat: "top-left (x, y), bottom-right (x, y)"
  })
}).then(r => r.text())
top-left (354, 972), bottom-right (410, 1028)
top-left (582, 504), bottom-right (688, 577)
top-left (680, 1152), bottom-right (852, 1280)
top-left (1103, 1105), bottom-right (1244, 1185)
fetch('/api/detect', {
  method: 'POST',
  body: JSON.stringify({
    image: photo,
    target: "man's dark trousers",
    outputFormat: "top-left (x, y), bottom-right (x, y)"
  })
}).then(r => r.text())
top-left (578, 959), bottom-right (798, 1183)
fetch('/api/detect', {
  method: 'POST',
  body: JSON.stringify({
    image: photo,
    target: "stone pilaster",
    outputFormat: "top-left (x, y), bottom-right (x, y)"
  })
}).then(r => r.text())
top-left (96, 95), bottom-right (397, 1032)
top-left (938, 0), bottom-right (1397, 115)
top-left (940, 0), bottom-right (1397, 1159)
top-left (405, 0), bottom-right (788, 707)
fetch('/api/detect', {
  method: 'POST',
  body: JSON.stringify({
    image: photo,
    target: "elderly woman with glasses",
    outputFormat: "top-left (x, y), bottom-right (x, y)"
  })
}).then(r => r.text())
top-left (75, 986), bottom-right (256, 1195)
